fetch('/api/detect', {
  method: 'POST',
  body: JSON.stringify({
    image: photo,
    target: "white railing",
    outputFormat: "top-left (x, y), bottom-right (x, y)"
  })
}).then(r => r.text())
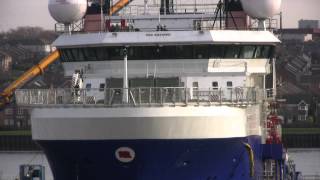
top-left (15, 87), bottom-right (274, 107)
top-left (119, 3), bottom-right (217, 17)
top-left (303, 175), bottom-right (320, 180)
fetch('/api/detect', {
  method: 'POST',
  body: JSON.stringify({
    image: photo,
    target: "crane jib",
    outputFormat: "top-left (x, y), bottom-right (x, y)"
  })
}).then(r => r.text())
top-left (0, 50), bottom-right (60, 108)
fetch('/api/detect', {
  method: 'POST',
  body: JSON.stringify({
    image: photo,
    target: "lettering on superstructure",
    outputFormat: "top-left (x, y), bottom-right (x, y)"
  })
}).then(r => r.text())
top-left (145, 33), bottom-right (171, 37)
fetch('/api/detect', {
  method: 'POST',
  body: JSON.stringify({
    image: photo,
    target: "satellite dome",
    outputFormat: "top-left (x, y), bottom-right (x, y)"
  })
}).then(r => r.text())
top-left (240, 0), bottom-right (281, 19)
top-left (48, 0), bottom-right (87, 24)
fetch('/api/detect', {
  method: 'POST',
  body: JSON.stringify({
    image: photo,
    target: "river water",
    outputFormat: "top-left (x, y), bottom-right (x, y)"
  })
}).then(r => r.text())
top-left (287, 149), bottom-right (320, 177)
top-left (0, 149), bottom-right (319, 180)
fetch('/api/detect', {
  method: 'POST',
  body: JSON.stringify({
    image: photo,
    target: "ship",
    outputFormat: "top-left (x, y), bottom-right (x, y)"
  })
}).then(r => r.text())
top-left (0, 0), bottom-right (302, 179)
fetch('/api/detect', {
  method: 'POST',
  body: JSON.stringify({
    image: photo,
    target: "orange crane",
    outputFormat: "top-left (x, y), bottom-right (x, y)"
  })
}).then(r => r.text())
top-left (109, 0), bottom-right (133, 16)
top-left (0, 1), bottom-right (133, 109)
top-left (0, 50), bottom-right (60, 108)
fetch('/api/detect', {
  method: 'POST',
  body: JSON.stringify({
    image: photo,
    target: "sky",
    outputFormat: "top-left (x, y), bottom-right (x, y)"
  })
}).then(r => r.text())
top-left (0, 0), bottom-right (319, 31)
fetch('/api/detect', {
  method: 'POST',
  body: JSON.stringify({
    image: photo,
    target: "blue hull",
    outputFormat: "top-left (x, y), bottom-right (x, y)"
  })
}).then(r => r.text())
top-left (37, 136), bottom-right (264, 180)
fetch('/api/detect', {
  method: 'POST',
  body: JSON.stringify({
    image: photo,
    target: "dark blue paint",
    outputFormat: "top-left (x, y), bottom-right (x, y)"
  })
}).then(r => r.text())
top-left (37, 136), bottom-right (265, 180)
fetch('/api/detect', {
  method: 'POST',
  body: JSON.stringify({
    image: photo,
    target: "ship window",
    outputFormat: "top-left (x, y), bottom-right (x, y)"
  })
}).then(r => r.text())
top-left (194, 45), bottom-right (208, 59)
top-left (83, 48), bottom-right (98, 61)
top-left (240, 46), bottom-right (256, 59)
top-left (176, 45), bottom-right (193, 59)
top-left (59, 50), bottom-right (69, 61)
top-left (162, 46), bottom-right (175, 59)
top-left (128, 47), bottom-right (142, 60)
top-left (141, 46), bottom-right (155, 60)
top-left (59, 44), bottom-right (275, 62)
top-left (255, 46), bottom-right (271, 58)
top-left (65, 49), bottom-right (75, 61)
top-left (192, 82), bottom-right (199, 89)
top-left (227, 81), bottom-right (233, 89)
top-left (86, 83), bottom-right (92, 89)
top-left (261, 46), bottom-right (271, 58)
top-left (99, 83), bottom-right (105, 91)
top-left (96, 47), bottom-right (109, 60)
top-left (209, 45), bottom-right (225, 58)
top-left (225, 46), bottom-right (241, 58)
top-left (212, 81), bottom-right (219, 89)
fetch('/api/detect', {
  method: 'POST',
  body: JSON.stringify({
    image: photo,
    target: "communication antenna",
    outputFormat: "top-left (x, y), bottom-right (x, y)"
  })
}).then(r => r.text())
top-left (100, 0), bottom-right (105, 31)
top-left (240, 0), bottom-right (282, 30)
top-left (144, 0), bottom-right (149, 14)
top-left (48, 0), bottom-right (87, 33)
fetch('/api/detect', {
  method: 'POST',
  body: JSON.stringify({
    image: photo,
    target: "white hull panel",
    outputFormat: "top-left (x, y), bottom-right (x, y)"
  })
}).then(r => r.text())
top-left (31, 106), bottom-right (261, 140)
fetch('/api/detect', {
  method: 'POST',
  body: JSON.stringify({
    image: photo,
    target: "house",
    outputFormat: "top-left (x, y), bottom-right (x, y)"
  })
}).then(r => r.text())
top-left (299, 20), bottom-right (320, 29)
top-left (310, 51), bottom-right (320, 75)
top-left (3, 106), bottom-right (15, 128)
top-left (297, 100), bottom-right (308, 121)
top-left (0, 110), bottom-right (5, 128)
top-left (278, 97), bottom-right (311, 124)
top-left (0, 104), bottom-right (31, 130)
top-left (281, 33), bottom-right (313, 42)
top-left (18, 39), bottom-right (55, 55)
top-left (279, 28), bottom-right (320, 42)
top-left (0, 46), bottom-right (34, 62)
top-left (0, 50), bottom-right (12, 73)
top-left (300, 73), bottom-right (320, 93)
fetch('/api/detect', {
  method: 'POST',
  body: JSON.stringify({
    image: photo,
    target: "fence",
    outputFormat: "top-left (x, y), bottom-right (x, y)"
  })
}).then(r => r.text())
top-left (15, 87), bottom-right (273, 107)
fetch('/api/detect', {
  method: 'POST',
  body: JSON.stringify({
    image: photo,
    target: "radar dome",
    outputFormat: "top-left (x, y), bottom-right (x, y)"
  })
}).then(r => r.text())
top-left (240, 0), bottom-right (281, 19)
top-left (48, 0), bottom-right (87, 24)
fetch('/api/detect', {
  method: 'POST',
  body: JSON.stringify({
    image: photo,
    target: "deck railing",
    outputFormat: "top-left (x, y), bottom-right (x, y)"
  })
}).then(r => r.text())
top-left (15, 87), bottom-right (273, 107)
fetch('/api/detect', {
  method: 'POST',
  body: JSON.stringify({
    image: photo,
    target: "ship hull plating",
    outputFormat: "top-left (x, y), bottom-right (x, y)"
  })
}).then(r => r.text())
top-left (37, 136), bottom-right (263, 180)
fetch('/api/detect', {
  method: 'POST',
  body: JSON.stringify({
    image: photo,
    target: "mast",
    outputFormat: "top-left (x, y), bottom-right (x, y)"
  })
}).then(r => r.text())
top-left (123, 47), bottom-right (129, 103)
top-left (272, 58), bottom-right (277, 99)
top-left (100, 0), bottom-right (105, 31)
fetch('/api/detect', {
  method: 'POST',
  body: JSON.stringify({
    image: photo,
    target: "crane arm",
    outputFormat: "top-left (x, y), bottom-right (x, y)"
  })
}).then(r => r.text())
top-left (0, 50), bottom-right (60, 108)
top-left (109, 0), bottom-right (133, 16)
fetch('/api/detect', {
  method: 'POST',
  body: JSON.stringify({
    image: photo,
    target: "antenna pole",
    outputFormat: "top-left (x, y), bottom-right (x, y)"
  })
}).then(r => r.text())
top-left (100, 0), bottom-right (105, 31)
top-left (144, 0), bottom-right (149, 15)
top-left (123, 47), bottom-right (129, 103)
top-left (64, 23), bottom-right (71, 35)
top-left (272, 58), bottom-right (277, 99)
top-left (258, 19), bottom-right (266, 31)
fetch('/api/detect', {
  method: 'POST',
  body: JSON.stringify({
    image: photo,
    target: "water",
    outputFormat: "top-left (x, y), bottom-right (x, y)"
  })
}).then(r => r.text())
top-left (0, 149), bottom-right (319, 180)
top-left (0, 152), bottom-right (53, 180)
top-left (288, 148), bottom-right (320, 176)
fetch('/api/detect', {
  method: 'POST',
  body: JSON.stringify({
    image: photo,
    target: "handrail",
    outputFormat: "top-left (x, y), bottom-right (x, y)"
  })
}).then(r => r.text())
top-left (0, 50), bottom-right (60, 109)
top-left (14, 87), bottom-right (273, 107)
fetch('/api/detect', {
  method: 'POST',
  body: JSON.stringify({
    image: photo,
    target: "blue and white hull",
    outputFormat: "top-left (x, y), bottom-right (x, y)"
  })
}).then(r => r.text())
top-left (31, 106), bottom-right (264, 180)
top-left (38, 136), bottom-right (263, 180)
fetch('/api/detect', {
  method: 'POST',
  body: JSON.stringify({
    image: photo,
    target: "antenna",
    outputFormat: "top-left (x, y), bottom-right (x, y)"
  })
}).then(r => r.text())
top-left (144, 0), bottom-right (149, 15)
top-left (100, 0), bottom-right (105, 31)
top-left (240, 0), bottom-right (282, 30)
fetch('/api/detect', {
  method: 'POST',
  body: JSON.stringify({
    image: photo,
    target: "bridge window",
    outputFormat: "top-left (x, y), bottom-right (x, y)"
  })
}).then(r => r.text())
top-left (240, 46), bottom-right (256, 59)
top-left (59, 45), bottom-right (274, 62)
top-left (225, 46), bottom-right (241, 59)
top-left (209, 45), bottom-right (225, 58)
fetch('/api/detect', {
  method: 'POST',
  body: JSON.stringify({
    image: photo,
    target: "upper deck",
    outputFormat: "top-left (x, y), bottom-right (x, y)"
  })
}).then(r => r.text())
top-left (58, 1), bottom-right (280, 33)
top-left (53, 30), bottom-right (280, 48)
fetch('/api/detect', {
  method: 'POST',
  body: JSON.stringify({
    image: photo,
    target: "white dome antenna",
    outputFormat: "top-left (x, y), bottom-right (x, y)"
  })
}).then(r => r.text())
top-left (49, 0), bottom-right (87, 32)
top-left (240, 0), bottom-right (282, 30)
